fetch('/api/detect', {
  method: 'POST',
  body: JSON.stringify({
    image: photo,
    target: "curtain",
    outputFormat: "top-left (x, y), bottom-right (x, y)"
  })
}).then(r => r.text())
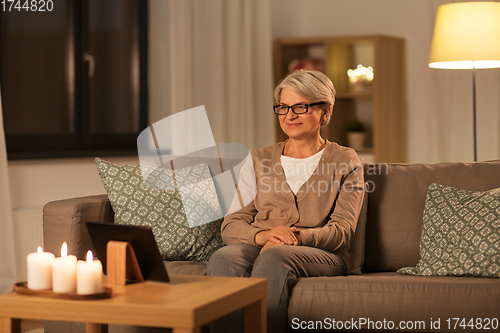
top-left (148, 0), bottom-right (275, 151)
top-left (0, 86), bottom-right (17, 293)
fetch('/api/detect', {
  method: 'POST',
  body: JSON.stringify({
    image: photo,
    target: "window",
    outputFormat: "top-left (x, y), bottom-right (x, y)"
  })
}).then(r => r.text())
top-left (0, 0), bottom-right (148, 159)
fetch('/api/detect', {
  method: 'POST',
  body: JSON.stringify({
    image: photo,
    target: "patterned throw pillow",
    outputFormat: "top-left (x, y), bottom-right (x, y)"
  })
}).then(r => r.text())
top-left (95, 158), bottom-right (224, 264)
top-left (397, 183), bottom-right (500, 278)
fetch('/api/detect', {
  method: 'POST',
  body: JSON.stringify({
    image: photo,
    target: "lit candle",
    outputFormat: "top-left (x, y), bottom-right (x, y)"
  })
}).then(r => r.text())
top-left (52, 242), bottom-right (77, 293)
top-left (27, 246), bottom-right (55, 290)
top-left (76, 250), bottom-right (103, 295)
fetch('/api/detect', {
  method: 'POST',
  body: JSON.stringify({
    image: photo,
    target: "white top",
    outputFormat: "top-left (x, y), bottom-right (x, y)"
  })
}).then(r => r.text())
top-left (280, 149), bottom-right (325, 194)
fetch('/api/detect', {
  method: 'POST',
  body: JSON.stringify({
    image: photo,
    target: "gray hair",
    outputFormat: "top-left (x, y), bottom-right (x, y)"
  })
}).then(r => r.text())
top-left (274, 69), bottom-right (336, 127)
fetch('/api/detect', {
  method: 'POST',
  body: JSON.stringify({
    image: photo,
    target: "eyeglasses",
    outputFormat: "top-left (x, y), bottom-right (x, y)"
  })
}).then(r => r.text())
top-left (273, 102), bottom-right (324, 115)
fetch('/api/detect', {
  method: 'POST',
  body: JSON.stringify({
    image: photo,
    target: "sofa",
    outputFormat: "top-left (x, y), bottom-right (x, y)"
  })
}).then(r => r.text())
top-left (43, 160), bottom-right (500, 332)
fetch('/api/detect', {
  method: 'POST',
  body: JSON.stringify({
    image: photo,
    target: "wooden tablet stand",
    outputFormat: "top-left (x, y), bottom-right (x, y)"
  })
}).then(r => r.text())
top-left (106, 241), bottom-right (145, 285)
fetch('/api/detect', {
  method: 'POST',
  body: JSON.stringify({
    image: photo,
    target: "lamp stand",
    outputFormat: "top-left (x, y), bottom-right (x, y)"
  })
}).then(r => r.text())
top-left (472, 67), bottom-right (477, 162)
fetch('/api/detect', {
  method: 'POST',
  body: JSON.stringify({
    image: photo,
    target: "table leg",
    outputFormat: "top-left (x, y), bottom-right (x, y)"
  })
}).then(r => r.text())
top-left (86, 323), bottom-right (108, 333)
top-left (0, 318), bottom-right (20, 333)
top-left (172, 328), bottom-right (201, 333)
top-left (244, 297), bottom-right (266, 333)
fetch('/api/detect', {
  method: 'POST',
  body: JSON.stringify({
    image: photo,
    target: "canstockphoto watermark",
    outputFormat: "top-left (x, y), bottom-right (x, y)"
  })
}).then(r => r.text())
top-left (259, 177), bottom-right (370, 195)
top-left (260, 159), bottom-right (389, 178)
top-left (258, 159), bottom-right (387, 195)
top-left (291, 318), bottom-right (426, 331)
top-left (291, 317), bottom-right (499, 331)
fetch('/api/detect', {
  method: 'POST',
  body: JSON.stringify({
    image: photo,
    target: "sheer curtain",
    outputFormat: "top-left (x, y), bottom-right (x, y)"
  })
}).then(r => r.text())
top-left (0, 86), bottom-right (17, 293)
top-left (148, 0), bottom-right (275, 151)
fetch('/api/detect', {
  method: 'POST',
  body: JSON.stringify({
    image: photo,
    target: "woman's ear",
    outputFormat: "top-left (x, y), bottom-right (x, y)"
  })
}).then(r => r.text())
top-left (321, 105), bottom-right (332, 126)
top-left (320, 111), bottom-right (327, 126)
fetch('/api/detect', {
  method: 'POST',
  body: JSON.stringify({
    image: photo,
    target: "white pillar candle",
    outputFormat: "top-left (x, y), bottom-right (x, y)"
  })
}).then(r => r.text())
top-left (27, 246), bottom-right (55, 290)
top-left (52, 242), bottom-right (77, 293)
top-left (76, 250), bottom-right (103, 295)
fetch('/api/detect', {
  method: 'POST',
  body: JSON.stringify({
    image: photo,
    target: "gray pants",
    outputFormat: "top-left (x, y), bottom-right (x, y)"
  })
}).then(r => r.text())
top-left (206, 244), bottom-right (347, 333)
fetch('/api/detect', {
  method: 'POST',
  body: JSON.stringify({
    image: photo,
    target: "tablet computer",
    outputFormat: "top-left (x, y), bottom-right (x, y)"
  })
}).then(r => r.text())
top-left (85, 221), bottom-right (169, 282)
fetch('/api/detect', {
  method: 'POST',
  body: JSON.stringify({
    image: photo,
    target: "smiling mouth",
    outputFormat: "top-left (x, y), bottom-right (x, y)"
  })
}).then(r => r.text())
top-left (287, 123), bottom-right (302, 127)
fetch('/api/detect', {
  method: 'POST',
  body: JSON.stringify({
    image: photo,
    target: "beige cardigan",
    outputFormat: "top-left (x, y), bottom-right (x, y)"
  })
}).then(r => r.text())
top-left (221, 140), bottom-right (365, 273)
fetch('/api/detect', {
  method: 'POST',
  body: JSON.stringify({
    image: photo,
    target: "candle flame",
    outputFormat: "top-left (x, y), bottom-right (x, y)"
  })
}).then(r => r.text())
top-left (37, 246), bottom-right (43, 257)
top-left (86, 250), bottom-right (93, 263)
top-left (61, 242), bottom-right (68, 258)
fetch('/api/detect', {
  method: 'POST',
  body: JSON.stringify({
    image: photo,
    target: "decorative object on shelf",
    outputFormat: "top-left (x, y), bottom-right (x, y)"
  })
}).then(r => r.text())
top-left (346, 118), bottom-right (366, 151)
top-left (288, 58), bottom-right (325, 73)
top-left (347, 64), bottom-right (374, 94)
top-left (429, 1), bottom-right (500, 162)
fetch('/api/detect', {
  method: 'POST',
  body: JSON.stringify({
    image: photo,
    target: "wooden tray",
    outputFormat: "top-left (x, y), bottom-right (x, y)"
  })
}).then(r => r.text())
top-left (14, 282), bottom-right (112, 300)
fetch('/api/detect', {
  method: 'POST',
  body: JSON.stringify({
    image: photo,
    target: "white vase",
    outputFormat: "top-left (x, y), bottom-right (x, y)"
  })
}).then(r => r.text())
top-left (347, 132), bottom-right (365, 150)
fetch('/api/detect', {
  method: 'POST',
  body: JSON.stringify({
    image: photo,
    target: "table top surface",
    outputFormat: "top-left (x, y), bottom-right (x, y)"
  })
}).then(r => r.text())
top-left (0, 274), bottom-right (267, 329)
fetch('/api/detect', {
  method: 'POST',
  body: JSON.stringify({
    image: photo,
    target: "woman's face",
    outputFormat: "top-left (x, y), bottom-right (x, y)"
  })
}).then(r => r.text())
top-left (278, 88), bottom-right (323, 141)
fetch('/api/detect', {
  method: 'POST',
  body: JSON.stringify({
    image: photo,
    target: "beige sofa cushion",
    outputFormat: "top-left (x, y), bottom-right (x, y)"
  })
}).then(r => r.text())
top-left (288, 272), bottom-right (500, 331)
top-left (164, 261), bottom-right (207, 276)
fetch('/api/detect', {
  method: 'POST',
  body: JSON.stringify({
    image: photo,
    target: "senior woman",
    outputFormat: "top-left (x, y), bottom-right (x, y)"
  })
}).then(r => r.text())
top-left (207, 69), bottom-right (365, 333)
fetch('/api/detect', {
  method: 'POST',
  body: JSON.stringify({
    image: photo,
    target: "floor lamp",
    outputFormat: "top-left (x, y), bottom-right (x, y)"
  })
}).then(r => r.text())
top-left (429, 1), bottom-right (500, 162)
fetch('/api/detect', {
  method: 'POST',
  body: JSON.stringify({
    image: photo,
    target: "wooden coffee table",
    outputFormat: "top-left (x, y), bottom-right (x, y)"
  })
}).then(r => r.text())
top-left (0, 274), bottom-right (267, 333)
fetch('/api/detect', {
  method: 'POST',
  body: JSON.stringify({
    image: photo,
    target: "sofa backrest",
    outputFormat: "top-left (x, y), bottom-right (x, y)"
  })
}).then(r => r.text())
top-left (362, 160), bottom-right (500, 273)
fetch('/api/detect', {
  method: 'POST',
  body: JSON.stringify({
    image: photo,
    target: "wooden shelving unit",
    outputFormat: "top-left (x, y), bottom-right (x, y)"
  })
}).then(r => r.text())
top-left (274, 35), bottom-right (407, 163)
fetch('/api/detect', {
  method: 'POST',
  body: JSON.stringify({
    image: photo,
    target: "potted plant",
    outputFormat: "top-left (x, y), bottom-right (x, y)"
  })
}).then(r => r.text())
top-left (346, 118), bottom-right (366, 150)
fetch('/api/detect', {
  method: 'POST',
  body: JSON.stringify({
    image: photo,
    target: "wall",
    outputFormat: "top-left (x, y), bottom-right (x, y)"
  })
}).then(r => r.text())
top-left (8, 157), bottom-right (138, 210)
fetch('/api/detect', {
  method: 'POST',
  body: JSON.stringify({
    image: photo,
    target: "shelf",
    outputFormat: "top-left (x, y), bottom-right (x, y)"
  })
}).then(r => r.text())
top-left (336, 92), bottom-right (373, 99)
top-left (353, 148), bottom-right (373, 154)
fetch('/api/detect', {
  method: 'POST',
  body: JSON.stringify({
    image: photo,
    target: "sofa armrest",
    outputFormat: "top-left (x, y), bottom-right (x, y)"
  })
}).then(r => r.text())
top-left (43, 194), bottom-right (114, 260)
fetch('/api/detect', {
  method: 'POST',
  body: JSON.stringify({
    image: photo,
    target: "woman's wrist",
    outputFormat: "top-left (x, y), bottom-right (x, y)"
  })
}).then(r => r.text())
top-left (255, 228), bottom-right (301, 246)
top-left (254, 230), bottom-right (269, 246)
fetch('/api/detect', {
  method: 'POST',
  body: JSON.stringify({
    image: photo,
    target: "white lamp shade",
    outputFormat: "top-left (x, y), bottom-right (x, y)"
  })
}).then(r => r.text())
top-left (429, 2), bottom-right (500, 69)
